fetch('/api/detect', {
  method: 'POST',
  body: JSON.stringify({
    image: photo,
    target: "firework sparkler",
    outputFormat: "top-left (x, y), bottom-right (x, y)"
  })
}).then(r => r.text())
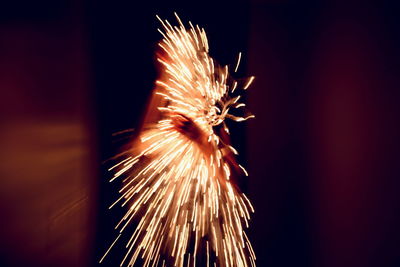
top-left (101, 13), bottom-right (256, 267)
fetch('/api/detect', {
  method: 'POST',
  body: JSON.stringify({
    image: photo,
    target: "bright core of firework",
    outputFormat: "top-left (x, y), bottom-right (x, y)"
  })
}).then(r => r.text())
top-left (101, 13), bottom-right (256, 267)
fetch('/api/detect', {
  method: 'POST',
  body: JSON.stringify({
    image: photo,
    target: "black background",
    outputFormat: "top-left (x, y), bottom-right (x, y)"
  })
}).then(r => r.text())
top-left (0, 0), bottom-right (399, 267)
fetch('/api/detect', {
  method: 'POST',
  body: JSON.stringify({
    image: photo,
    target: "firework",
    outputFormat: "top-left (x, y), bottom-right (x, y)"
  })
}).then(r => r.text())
top-left (101, 13), bottom-right (256, 267)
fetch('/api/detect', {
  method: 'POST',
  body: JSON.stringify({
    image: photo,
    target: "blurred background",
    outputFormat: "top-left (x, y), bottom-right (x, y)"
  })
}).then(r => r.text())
top-left (0, 0), bottom-right (399, 266)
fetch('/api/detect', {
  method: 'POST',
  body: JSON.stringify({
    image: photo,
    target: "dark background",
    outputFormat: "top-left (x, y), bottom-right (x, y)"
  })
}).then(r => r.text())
top-left (0, 0), bottom-right (399, 266)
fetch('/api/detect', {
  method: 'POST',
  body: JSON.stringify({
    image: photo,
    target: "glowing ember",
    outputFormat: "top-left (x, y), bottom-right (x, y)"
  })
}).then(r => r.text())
top-left (102, 13), bottom-right (256, 267)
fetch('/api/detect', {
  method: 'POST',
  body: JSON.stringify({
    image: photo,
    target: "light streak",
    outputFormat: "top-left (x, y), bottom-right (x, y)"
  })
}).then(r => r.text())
top-left (99, 234), bottom-right (122, 263)
top-left (243, 76), bottom-right (255, 90)
top-left (234, 52), bottom-right (242, 73)
top-left (103, 13), bottom-right (256, 267)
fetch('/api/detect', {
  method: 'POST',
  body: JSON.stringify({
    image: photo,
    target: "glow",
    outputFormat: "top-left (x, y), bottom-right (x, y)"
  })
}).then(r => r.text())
top-left (103, 14), bottom-right (255, 267)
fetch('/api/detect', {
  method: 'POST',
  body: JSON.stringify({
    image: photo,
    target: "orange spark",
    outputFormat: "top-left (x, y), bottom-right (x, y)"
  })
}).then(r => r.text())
top-left (103, 13), bottom-right (256, 267)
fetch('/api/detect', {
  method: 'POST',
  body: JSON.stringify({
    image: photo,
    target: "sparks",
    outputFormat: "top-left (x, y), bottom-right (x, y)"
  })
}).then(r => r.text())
top-left (103, 13), bottom-right (256, 267)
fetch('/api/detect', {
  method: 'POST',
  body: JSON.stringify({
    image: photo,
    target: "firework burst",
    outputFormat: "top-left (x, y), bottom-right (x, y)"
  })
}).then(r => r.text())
top-left (101, 13), bottom-right (256, 267)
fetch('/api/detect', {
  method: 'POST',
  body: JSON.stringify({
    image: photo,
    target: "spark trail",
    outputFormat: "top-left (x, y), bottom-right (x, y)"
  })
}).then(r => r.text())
top-left (102, 13), bottom-right (256, 267)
